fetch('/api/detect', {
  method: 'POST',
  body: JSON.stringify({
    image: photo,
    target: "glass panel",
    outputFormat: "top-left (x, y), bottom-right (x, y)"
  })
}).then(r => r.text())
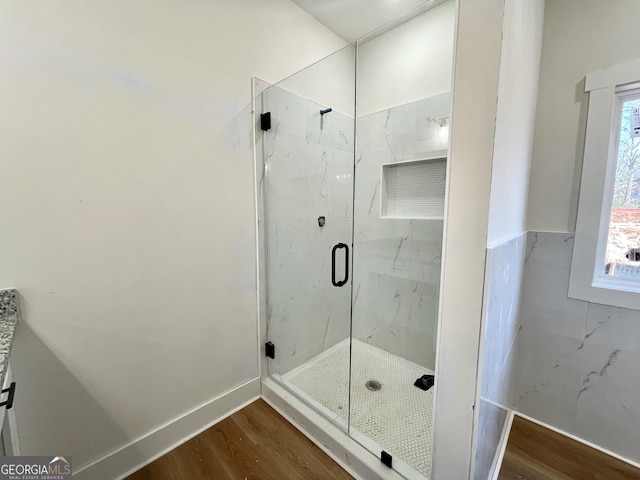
top-left (262, 45), bottom-right (356, 430)
top-left (350, 1), bottom-right (455, 478)
top-left (604, 95), bottom-right (640, 278)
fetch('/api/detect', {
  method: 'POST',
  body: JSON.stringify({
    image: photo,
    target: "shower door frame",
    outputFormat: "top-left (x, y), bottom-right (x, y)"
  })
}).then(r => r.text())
top-left (253, 1), bottom-right (464, 473)
top-left (252, 74), bottom-right (411, 480)
top-left (252, 65), bottom-right (436, 480)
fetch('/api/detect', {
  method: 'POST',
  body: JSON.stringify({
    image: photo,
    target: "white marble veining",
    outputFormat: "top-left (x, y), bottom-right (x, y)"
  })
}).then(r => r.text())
top-left (520, 232), bottom-right (588, 339)
top-left (262, 85), bottom-right (354, 374)
top-left (514, 231), bottom-right (640, 465)
top-left (351, 93), bottom-right (449, 369)
top-left (474, 233), bottom-right (525, 480)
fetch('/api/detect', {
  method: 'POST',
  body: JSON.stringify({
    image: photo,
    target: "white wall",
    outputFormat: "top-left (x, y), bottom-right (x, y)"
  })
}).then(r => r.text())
top-left (487, 0), bottom-right (544, 246)
top-left (527, 0), bottom-right (640, 232)
top-left (356, 0), bottom-right (455, 116)
top-left (473, 2), bottom-right (544, 478)
top-left (431, 0), bottom-right (505, 477)
top-left (276, 45), bottom-right (356, 116)
top-left (0, 0), bottom-right (345, 474)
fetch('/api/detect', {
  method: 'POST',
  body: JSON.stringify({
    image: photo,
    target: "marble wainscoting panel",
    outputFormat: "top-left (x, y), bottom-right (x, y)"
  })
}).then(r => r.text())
top-left (474, 232), bottom-right (526, 480)
top-left (481, 233), bottom-right (526, 406)
top-left (575, 303), bottom-right (640, 463)
top-left (474, 399), bottom-right (508, 480)
top-left (519, 232), bottom-right (588, 338)
top-left (514, 233), bottom-right (586, 429)
top-left (514, 231), bottom-right (640, 465)
top-left (261, 85), bottom-right (354, 376)
top-left (514, 323), bottom-right (584, 429)
top-left (574, 310), bottom-right (640, 463)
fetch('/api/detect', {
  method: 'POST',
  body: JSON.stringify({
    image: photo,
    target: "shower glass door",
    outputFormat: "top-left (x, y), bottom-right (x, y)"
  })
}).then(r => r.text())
top-left (261, 45), bottom-right (356, 431)
top-left (260, 3), bottom-right (453, 477)
top-left (348, 3), bottom-right (454, 478)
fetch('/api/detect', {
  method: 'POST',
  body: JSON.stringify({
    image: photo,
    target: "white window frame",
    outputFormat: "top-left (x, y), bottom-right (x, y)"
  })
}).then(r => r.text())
top-left (569, 59), bottom-right (640, 310)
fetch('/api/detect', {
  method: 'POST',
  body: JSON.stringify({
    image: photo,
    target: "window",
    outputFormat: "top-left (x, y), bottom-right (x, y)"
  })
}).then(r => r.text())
top-left (601, 92), bottom-right (640, 281)
top-left (570, 60), bottom-right (640, 309)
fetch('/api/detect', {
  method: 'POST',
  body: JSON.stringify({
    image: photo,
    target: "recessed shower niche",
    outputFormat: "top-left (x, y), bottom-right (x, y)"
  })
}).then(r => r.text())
top-left (254, 2), bottom-right (455, 479)
top-left (381, 155), bottom-right (447, 219)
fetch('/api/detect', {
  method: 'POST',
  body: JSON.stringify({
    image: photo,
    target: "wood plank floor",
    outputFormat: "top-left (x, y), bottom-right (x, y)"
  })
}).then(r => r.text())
top-left (499, 416), bottom-right (640, 480)
top-left (126, 399), bottom-right (354, 480)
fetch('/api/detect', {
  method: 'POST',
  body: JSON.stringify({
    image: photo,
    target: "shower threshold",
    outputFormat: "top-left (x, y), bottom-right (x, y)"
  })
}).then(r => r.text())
top-left (265, 339), bottom-right (434, 480)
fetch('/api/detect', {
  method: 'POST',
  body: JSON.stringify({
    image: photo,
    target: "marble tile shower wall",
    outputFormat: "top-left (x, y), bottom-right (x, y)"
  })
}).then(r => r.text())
top-left (474, 233), bottom-right (525, 480)
top-left (515, 231), bottom-right (640, 464)
top-left (261, 85), bottom-right (354, 374)
top-left (351, 93), bottom-right (450, 369)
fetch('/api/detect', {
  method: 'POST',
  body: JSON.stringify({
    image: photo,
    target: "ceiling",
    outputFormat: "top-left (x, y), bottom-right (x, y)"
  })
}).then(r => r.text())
top-left (290, 0), bottom-right (446, 43)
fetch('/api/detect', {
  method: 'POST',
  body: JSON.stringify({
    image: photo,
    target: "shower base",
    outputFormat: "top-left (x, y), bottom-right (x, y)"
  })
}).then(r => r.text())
top-left (279, 339), bottom-right (434, 478)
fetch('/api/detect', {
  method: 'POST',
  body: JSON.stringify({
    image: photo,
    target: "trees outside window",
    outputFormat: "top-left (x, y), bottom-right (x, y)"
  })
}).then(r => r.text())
top-left (605, 97), bottom-right (640, 274)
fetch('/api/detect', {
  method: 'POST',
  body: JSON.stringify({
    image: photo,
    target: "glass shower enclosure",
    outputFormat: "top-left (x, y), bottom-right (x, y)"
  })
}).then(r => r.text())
top-left (255, 2), bottom-right (454, 478)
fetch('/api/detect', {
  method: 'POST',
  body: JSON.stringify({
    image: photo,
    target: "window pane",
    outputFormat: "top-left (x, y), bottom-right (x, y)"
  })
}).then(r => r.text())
top-left (605, 97), bottom-right (640, 277)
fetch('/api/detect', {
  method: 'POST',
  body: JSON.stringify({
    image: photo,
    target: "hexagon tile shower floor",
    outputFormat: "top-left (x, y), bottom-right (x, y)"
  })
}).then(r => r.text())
top-left (282, 339), bottom-right (435, 476)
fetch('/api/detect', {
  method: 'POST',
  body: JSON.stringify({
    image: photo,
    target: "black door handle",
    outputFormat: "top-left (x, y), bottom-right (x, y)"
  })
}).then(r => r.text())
top-left (332, 243), bottom-right (349, 287)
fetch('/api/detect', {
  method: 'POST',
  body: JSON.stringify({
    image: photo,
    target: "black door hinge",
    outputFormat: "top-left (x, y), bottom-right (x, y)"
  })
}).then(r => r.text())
top-left (381, 450), bottom-right (392, 468)
top-left (260, 112), bottom-right (271, 131)
top-left (0, 382), bottom-right (16, 410)
top-left (265, 342), bottom-right (275, 359)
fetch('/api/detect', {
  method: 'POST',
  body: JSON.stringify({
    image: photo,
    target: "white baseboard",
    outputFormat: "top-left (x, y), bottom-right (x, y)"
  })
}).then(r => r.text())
top-left (490, 410), bottom-right (514, 480)
top-left (513, 411), bottom-right (640, 471)
top-left (74, 377), bottom-right (261, 480)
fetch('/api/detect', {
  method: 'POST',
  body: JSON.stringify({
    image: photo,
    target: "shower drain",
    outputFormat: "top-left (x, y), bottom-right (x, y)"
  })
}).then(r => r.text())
top-left (365, 380), bottom-right (382, 391)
